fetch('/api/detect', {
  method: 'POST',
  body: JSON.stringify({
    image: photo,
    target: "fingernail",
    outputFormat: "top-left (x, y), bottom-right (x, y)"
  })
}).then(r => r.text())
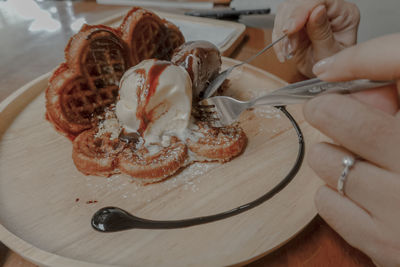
top-left (286, 40), bottom-right (294, 60)
top-left (284, 38), bottom-right (297, 60)
top-left (277, 51), bottom-right (285, 63)
top-left (313, 56), bottom-right (334, 76)
top-left (283, 20), bottom-right (295, 34)
top-left (282, 38), bottom-right (290, 57)
top-left (289, 38), bottom-right (297, 52)
top-left (281, 37), bottom-right (295, 61)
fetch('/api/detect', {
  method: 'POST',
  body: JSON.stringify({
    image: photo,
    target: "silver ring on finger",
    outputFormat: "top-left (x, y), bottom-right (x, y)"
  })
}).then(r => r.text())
top-left (337, 156), bottom-right (356, 196)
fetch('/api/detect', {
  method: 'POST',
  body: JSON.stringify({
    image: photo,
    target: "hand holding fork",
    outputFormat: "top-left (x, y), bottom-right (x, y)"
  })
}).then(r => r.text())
top-left (199, 78), bottom-right (393, 127)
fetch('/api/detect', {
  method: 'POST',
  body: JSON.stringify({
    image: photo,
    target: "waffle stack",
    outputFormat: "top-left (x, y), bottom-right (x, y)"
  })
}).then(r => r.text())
top-left (46, 7), bottom-right (246, 183)
top-left (46, 8), bottom-right (184, 139)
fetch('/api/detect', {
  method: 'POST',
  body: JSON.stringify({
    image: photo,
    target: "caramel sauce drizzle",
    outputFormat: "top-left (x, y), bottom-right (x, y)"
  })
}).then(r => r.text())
top-left (135, 62), bottom-right (170, 135)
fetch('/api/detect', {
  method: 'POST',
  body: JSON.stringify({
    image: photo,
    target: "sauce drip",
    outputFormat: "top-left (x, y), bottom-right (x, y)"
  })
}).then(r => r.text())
top-left (135, 62), bottom-right (170, 135)
top-left (91, 107), bottom-right (305, 232)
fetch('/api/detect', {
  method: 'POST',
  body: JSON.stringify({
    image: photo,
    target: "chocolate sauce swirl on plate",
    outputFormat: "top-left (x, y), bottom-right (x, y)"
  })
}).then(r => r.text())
top-left (92, 106), bottom-right (304, 232)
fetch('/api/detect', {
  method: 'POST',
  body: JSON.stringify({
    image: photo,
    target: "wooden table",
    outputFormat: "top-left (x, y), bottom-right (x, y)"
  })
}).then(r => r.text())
top-left (0, 1), bottom-right (375, 266)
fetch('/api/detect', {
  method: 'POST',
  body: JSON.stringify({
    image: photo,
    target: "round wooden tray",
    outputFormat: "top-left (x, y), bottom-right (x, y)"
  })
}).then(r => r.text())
top-left (0, 58), bottom-right (322, 267)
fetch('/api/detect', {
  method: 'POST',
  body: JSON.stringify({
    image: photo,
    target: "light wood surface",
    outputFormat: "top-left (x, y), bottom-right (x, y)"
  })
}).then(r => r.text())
top-left (0, 57), bottom-right (321, 266)
top-left (0, 1), bottom-right (375, 266)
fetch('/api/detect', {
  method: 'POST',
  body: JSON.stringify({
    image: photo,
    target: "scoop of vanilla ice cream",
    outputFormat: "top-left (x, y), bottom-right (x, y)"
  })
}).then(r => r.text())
top-left (116, 59), bottom-right (192, 144)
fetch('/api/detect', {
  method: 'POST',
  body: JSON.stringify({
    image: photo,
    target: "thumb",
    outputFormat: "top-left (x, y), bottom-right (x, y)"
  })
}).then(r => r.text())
top-left (306, 5), bottom-right (340, 59)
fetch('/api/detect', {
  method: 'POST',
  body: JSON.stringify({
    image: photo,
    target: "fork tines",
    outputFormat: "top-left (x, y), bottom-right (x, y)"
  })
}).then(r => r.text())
top-left (196, 103), bottom-right (216, 115)
top-left (196, 103), bottom-right (221, 126)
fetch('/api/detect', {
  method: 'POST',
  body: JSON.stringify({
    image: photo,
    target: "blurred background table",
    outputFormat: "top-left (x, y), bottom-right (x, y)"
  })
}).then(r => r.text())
top-left (0, 1), bottom-right (376, 266)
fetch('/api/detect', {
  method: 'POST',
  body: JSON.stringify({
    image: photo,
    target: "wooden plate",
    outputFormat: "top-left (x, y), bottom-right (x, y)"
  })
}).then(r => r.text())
top-left (0, 58), bottom-right (323, 267)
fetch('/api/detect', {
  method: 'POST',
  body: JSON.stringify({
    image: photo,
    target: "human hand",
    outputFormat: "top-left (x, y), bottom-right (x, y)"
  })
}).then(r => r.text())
top-left (272, 0), bottom-right (360, 77)
top-left (304, 34), bottom-right (400, 266)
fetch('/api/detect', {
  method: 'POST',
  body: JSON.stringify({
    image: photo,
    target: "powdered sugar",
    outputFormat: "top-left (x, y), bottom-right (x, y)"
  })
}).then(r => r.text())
top-left (95, 106), bottom-right (121, 140)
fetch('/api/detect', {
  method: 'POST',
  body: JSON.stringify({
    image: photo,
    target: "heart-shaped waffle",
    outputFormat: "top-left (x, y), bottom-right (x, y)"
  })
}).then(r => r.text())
top-left (46, 25), bottom-right (131, 139)
top-left (72, 114), bottom-right (246, 181)
top-left (72, 128), bottom-right (124, 177)
top-left (187, 121), bottom-right (247, 162)
top-left (120, 8), bottom-right (185, 65)
top-left (72, 121), bottom-right (188, 182)
top-left (46, 7), bottom-right (247, 182)
top-left (46, 8), bottom-right (185, 140)
top-left (163, 20), bottom-right (187, 58)
top-left (118, 137), bottom-right (188, 183)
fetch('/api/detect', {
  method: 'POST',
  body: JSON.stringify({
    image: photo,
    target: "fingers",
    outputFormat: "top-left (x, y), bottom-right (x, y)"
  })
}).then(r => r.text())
top-left (313, 33), bottom-right (400, 81)
top-left (272, 0), bottom-right (360, 60)
top-left (306, 5), bottom-right (341, 60)
top-left (272, 0), bottom-right (356, 63)
top-left (273, 0), bottom-right (323, 62)
top-left (304, 93), bottom-right (400, 173)
top-left (328, 1), bottom-right (360, 46)
top-left (314, 186), bottom-right (378, 259)
top-left (316, 186), bottom-right (400, 267)
top-left (350, 86), bottom-right (399, 115)
top-left (281, 0), bottom-right (324, 34)
top-left (308, 142), bottom-right (400, 218)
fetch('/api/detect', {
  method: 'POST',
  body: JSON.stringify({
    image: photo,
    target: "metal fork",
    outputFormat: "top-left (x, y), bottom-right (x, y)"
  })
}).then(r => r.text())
top-left (202, 35), bottom-right (287, 99)
top-left (198, 78), bottom-right (393, 127)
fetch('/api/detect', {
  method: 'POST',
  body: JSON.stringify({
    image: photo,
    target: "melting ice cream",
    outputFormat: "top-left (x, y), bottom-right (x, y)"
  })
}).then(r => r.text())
top-left (116, 59), bottom-right (192, 144)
